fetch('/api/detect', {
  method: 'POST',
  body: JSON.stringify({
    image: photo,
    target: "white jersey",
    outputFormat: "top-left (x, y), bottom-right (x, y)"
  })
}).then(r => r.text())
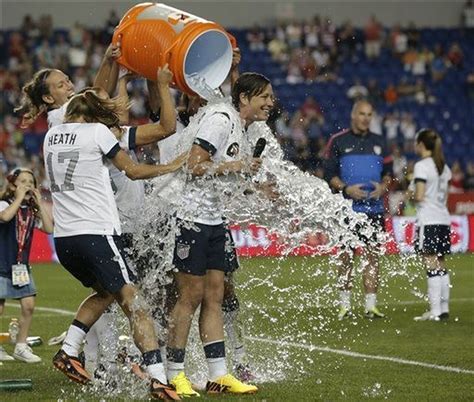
top-left (47, 103), bottom-right (145, 234)
top-left (47, 101), bottom-right (69, 128)
top-left (108, 126), bottom-right (145, 234)
top-left (413, 157), bottom-right (451, 226)
top-left (179, 105), bottom-right (248, 225)
top-left (43, 122), bottom-right (122, 237)
top-left (149, 119), bottom-right (186, 207)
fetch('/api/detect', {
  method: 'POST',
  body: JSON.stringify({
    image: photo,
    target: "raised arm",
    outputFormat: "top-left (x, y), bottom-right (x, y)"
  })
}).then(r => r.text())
top-left (135, 64), bottom-right (176, 146)
top-left (94, 42), bottom-right (121, 96)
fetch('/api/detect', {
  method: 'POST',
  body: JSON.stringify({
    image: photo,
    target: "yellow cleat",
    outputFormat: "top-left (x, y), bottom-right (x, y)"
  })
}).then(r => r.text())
top-left (170, 372), bottom-right (200, 398)
top-left (206, 373), bottom-right (258, 394)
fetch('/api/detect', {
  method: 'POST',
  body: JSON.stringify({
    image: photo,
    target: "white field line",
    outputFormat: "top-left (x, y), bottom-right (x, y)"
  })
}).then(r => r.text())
top-left (6, 302), bottom-right (474, 375)
top-left (5, 303), bottom-right (75, 316)
top-left (245, 336), bottom-right (474, 375)
top-left (245, 297), bottom-right (474, 310)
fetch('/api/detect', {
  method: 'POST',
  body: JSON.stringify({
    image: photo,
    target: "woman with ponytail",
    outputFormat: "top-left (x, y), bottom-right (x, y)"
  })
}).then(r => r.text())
top-left (411, 128), bottom-right (452, 321)
top-left (0, 168), bottom-right (53, 362)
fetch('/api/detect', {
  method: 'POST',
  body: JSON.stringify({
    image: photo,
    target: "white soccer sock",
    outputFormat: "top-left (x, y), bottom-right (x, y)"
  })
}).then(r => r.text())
top-left (339, 290), bottom-right (351, 310)
top-left (207, 357), bottom-right (227, 381)
top-left (146, 362), bottom-right (167, 384)
top-left (440, 273), bottom-right (450, 314)
top-left (365, 293), bottom-right (377, 311)
top-left (167, 361), bottom-right (185, 382)
top-left (62, 324), bottom-right (87, 357)
top-left (427, 276), bottom-right (442, 317)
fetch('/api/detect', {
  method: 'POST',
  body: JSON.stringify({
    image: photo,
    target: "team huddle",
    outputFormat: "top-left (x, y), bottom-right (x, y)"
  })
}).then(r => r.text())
top-left (0, 39), bottom-right (453, 400)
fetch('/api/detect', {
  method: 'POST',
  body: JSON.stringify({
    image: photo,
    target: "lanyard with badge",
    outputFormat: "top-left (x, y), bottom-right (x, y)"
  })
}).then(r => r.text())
top-left (12, 206), bottom-right (33, 287)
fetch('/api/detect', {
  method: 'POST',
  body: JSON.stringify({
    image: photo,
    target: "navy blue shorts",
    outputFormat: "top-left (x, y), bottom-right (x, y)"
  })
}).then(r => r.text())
top-left (415, 224), bottom-right (451, 256)
top-left (55, 235), bottom-right (136, 293)
top-left (173, 221), bottom-right (226, 276)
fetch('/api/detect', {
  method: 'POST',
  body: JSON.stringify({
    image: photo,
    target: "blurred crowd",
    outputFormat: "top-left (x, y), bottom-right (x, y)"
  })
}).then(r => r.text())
top-left (0, 11), bottom-right (473, 216)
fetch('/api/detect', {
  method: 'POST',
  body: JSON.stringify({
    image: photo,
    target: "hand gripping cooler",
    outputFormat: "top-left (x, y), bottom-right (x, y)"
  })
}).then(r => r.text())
top-left (112, 3), bottom-right (236, 97)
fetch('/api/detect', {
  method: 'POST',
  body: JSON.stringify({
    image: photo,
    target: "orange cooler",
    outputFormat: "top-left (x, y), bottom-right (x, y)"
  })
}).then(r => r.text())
top-left (113, 2), bottom-right (235, 97)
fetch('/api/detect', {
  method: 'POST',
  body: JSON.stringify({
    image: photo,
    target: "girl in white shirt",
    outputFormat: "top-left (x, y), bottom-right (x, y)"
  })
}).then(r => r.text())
top-left (412, 128), bottom-right (452, 321)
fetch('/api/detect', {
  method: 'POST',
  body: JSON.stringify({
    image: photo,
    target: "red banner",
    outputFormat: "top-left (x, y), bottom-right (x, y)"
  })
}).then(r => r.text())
top-left (448, 192), bottom-right (474, 214)
top-left (30, 216), bottom-right (473, 263)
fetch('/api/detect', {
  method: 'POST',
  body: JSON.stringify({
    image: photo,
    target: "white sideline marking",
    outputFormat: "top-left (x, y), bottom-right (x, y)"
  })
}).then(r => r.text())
top-left (5, 303), bottom-right (75, 316)
top-left (245, 336), bottom-right (474, 375)
top-left (6, 303), bottom-right (474, 375)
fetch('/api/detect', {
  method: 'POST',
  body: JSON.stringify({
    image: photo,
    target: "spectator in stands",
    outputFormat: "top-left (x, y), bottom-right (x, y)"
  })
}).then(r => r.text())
top-left (300, 48), bottom-right (318, 82)
top-left (389, 23), bottom-right (408, 57)
top-left (347, 78), bottom-right (369, 100)
top-left (35, 39), bottom-right (54, 68)
top-left (267, 35), bottom-right (288, 63)
top-left (337, 20), bottom-right (358, 62)
top-left (53, 34), bottom-right (70, 72)
top-left (286, 51), bottom-right (304, 84)
top-left (304, 19), bottom-right (320, 48)
top-left (403, 47), bottom-right (419, 73)
top-left (412, 47), bottom-right (433, 76)
top-left (246, 24), bottom-right (266, 52)
top-left (431, 44), bottom-right (449, 82)
top-left (321, 18), bottom-right (337, 50)
top-left (20, 15), bottom-right (39, 41)
top-left (448, 161), bottom-right (465, 193)
top-left (400, 112), bottom-right (417, 151)
top-left (447, 43), bottom-right (464, 69)
top-left (464, 162), bottom-right (474, 191)
top-left (69, 21), bottom-right (85, 47)
top-left (406, 22), bottom-right (420, 48)
top-left (37, 14), bottom-right (53, 40)
top-left (286, 20), bottom-right (303, 48)
top-left (384, 83), bottom-right (398, 104)
top-left (364, 15), bottom-right (383, 60)
top-left (384, 112), bottom-right (400, 145)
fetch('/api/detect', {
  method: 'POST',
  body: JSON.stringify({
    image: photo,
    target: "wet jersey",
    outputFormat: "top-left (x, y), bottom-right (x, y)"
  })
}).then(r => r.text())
top-left (43, 122), bottom-right (121, 237)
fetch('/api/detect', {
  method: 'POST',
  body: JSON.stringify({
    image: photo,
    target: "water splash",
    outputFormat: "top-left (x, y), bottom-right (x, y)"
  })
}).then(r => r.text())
top-left (186, 73), bottom-right (224, 102)
top-left (70, 100), bottom-right (428, 398)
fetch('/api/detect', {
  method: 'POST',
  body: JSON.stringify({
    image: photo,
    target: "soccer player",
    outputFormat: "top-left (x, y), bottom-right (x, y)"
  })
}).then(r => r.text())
top-left (324, 99), bottom-right (393, 320)
top-left (0, 168), bottom-right (53, 363)
top-left (165, 73), bottom-right (274, 396)
top-left (16, 43), bottom-right (121, 129)
top-left (44, 91), bottom-right (184, 400)
top-left (411, 129), bottom-right (452, 321)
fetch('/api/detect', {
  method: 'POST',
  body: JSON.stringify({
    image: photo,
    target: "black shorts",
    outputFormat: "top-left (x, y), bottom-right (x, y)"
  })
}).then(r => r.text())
top-left (343, 213), bottom-right (385, 247)
top-left (224, 225), bottom-right (239, 274)
top-left (415, 224), bottom-right (451, 256)
top-left (173, 221), bottom-right (226, 276)
top-left (55, 234), bottom-right (136, 293)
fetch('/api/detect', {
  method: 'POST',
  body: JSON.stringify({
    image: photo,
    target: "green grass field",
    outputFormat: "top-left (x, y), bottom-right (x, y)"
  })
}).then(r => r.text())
top-left (1, 254), bottom-right (473, 401)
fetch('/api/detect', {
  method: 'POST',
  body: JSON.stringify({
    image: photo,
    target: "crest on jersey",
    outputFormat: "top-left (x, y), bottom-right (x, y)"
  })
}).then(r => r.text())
top-left (373, 145), bottom-right (382, 155)
top-left (176, 243), bottom-right (190, 260)
top-left (226, 142), bottom-right (239, 157)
